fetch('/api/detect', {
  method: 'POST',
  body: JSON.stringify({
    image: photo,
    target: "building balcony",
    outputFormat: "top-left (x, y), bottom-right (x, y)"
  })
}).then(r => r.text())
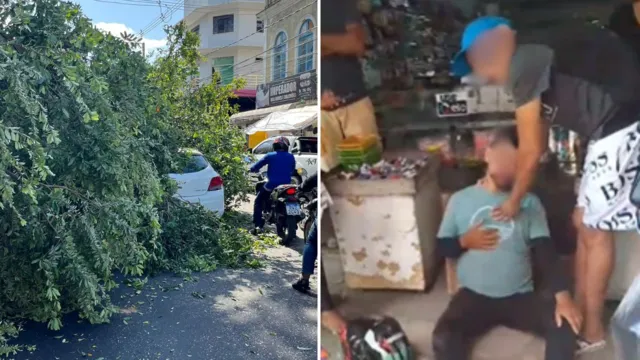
top-left (184, 0), bottom-right (264, 18)
top-left (241, 74), bottom-right (264, 90)
top-left (199, 32), bottom-right (264, 50)
top-left (200, 74), bottom-right (264, 91)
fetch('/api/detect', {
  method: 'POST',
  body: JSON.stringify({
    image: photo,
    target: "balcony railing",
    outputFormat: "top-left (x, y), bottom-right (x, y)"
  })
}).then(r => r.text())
top-left (239, 74), bottom-right (264, 90)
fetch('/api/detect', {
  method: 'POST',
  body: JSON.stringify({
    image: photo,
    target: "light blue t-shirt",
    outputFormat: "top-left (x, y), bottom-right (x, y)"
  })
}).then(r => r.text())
top-left (438, 185), bottom-right (550, 298)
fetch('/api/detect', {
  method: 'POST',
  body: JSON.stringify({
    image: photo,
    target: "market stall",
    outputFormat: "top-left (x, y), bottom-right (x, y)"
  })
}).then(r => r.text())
top-left (323, 0), bottom-right (584, 292)
top-left (321, 1), bottom-right (640, 358)
top-left (243, 106), bottom-right (318, 135)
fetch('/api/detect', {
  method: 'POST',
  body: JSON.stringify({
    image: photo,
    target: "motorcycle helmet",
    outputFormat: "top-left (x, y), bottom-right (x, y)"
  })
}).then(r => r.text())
top-left (272, 136), bottom-right (290, 152)
top-left (343, 316), bottom-right (414, 360)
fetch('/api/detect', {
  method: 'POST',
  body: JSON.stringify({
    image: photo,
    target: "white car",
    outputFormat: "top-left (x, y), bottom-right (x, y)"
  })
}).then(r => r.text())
top-left (169, 150), bottom-right (225, 215)
top-left (250, 136), bottom-right (318, 183)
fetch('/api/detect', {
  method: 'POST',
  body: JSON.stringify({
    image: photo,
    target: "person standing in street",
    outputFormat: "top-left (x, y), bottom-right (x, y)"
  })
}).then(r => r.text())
top-left (320, 0), bottom-right (380, 172)
top-left (292, 172), bottom-right (319, 293)
top-left (450, 16), bottom-right (640, 355)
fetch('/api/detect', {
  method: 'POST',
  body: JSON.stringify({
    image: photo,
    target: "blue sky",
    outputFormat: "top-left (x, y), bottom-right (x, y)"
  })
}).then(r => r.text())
top-left (73, 0), bottom-right (178, 54)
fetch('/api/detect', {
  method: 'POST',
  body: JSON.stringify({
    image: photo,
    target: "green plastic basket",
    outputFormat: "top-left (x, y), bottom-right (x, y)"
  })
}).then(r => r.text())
top-left (339, 146), bottom-right (382, 169)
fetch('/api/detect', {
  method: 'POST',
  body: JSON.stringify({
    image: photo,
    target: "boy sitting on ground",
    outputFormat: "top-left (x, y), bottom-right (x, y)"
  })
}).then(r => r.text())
top-left (432, 127), bottom-right (582, 360)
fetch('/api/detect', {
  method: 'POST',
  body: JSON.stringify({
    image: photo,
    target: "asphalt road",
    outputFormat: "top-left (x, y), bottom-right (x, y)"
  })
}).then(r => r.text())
top-left (10, 199), bottom-right (317, 360)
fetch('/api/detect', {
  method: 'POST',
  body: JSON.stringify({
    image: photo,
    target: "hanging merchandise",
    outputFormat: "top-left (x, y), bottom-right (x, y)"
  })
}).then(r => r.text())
top-left (360, 0), bottom-right (467, 91)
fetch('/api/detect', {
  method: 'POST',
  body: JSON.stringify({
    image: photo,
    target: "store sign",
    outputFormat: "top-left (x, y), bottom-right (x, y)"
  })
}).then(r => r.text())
top-left (255, 70), bottom-right (316, 109)
top-left (435, 92), bottom-right (469, 117)
top-left (435, 86), bottom-right (515, 118)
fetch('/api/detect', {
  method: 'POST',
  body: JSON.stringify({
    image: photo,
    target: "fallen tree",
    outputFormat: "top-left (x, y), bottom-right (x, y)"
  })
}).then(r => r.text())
top-left (0, 0), bottom-right (256, 345)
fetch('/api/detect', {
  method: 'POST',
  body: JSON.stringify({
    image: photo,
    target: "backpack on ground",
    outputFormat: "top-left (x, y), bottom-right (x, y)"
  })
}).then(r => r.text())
top-left (343, 316), bottom-right (414, 360)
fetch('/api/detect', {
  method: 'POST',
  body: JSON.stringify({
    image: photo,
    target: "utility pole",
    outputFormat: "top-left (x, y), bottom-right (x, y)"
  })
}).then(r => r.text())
top-left (142, 42), bottom-right (146, 57)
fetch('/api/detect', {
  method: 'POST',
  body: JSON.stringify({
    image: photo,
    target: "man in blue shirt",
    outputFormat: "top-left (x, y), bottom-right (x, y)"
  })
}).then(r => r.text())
top-left (249, 136), bottom-right (296, 232)
top-left (432, 127), bottom-right (581, 360)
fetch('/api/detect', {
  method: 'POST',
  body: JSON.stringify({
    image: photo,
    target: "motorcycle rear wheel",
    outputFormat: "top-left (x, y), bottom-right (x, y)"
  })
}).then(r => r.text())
top-left (277, 216), bottom-right (298, 246)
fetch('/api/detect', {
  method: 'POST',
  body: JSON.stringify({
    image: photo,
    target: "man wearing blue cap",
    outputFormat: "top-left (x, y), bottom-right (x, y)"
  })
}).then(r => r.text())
top-left (451, 16), bottom-right (640, 356)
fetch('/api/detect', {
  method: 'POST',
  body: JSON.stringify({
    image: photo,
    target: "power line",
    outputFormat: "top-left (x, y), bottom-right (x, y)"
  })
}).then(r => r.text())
top-left (232, 36), bottom-right (315, 74)
top-left (139, 0), bottom-right (183, 36)
top-left (218, 31), bottom-right (315, 74)
top-left (208, 50), bottom-right (318, 85)
top-left (199, 30), bottom-right (316, 84)
top-left (199, 34), bottom-right (317, 84)
top-left (200, 0), bottom-right (316, 57)
top-left (94, 0), bottom-right (239, 14)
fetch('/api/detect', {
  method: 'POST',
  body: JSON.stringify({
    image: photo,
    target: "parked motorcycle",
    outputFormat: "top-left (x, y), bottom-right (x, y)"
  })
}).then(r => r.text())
top-left (254, 174), bottom-right (303, 246)
top-left (302, 197), bottom-right (317, 242)
top-left (299, 188), bottom-right (317, 242)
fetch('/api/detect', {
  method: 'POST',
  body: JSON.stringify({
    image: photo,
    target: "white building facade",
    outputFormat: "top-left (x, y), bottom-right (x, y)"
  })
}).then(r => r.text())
top-left (257, 0), bottom-right (317, 83)
top-left (183, 0), bottom-right (266, 90)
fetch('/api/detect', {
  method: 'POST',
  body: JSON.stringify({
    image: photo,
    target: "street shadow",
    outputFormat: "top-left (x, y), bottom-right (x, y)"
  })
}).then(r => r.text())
top-left (10, 248), bottom-right (317, 360)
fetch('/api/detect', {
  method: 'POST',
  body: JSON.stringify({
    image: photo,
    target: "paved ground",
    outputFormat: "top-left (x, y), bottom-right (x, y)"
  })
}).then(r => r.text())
top-left (11, 199), bottom-right (317, 360)
top-left (321, 248), bottom-right (615, 360)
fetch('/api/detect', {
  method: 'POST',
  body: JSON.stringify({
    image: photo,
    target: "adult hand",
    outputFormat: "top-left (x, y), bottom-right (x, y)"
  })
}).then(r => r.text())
top-left (554, 292), bottom-right (583, 334)
top-left (321, 90), bottom-right (341, 110)
top-left (460, 222), bottom-right (499, 250)
top-left (492, 198), bottom-right (521, 221)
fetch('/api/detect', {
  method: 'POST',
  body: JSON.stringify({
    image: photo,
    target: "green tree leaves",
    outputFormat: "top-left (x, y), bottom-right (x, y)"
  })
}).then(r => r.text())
top-left (0, 1), bottom-right (255, 350)
top-left (0, 0), bottom-right (163, 329)
top-left (149, 22), bottom-right (251, 208)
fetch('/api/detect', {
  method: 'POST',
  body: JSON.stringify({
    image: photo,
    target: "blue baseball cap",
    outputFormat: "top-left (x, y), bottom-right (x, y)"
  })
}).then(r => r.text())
top-left (451, 16), bottom-right (512, 77)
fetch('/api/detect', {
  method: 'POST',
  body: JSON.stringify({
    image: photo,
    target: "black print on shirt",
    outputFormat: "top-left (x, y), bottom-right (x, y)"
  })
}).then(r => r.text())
top-left (615, 130), bottom-right (640, 172)
top-left (599, 165), bottom-right (640, 202)
top-left (597, 209), bottom-right (635, 231)
top-left (586, 153), bottom-right (609, 176)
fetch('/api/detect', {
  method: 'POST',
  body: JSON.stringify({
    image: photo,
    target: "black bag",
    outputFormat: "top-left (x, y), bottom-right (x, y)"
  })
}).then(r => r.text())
top-left (343, 316), bottom-right (414, 360)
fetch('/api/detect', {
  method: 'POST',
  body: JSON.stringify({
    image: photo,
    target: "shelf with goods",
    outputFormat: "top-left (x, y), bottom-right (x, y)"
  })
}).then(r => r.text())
top-left (357, 0), bottom-right (517, 154)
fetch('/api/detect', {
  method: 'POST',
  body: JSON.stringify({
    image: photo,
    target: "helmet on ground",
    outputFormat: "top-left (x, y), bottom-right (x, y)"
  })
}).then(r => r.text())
top-left (272, 136), bottom-right (290, 152)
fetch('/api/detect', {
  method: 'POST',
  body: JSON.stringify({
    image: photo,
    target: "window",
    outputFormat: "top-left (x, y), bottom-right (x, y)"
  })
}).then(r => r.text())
top-left (257, 20), bottom-right (264, 33)
top-left (253, 140), bottom-right (274, 155)
top-left (213, 56), bottom-right (234, 85)
top-left (272, 32), bottom-right (288, 80)
top-left (293, 137), bottom-right (317, 154)
top-left (192, 25), bottom-right (200, 35)
top-left (183, 155), bottom-right (209, 173)
top-left (213, 15), bottom-right (234, 34)
top-left (297, 19), bottom-right (314, 73)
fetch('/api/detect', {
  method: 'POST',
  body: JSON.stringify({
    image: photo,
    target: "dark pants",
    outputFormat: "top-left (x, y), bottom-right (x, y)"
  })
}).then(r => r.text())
top-left (302, 220), bottom-right (318, 275)
top-left (432, 288), bottom-right (575, 360)
top-left (320, 265), bottom-right (334, 312)
top-left (253, 187), bottom-right (272, 228)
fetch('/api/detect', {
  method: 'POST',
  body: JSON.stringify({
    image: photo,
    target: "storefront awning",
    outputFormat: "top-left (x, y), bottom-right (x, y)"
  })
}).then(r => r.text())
top-left (244, 106), bottom-right (317, 135)
top-left (234, 89), bottom-right (256, 98)
top-left (229, 103), bottom-right (295, 127)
